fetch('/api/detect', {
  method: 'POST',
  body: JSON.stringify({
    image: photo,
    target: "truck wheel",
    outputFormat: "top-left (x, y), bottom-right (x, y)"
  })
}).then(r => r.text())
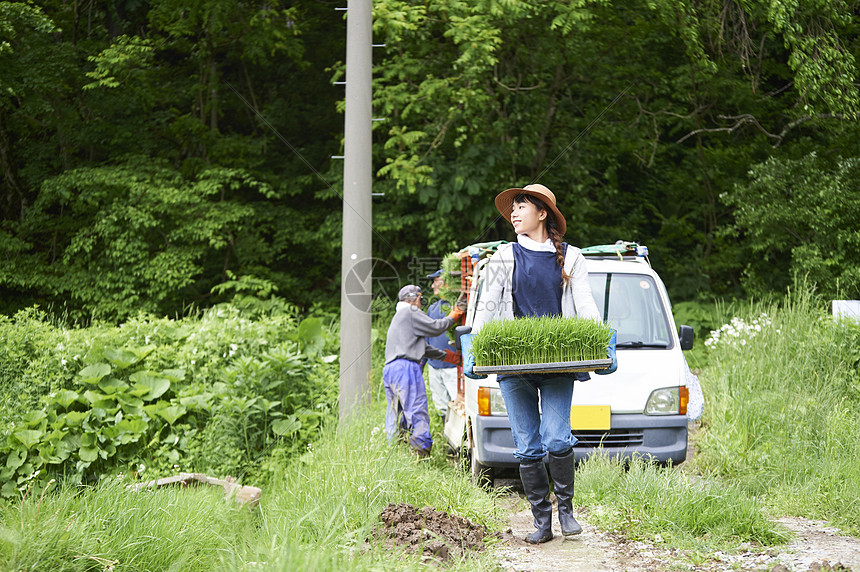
top-left (469, 445), bottom-right (494, 487)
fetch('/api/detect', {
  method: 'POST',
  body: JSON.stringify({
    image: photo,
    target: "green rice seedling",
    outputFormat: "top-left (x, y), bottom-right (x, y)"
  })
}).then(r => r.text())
top-left (436, 252), bottom-right (463, 305)
top-left (471, 316), bottom-right (611, 367)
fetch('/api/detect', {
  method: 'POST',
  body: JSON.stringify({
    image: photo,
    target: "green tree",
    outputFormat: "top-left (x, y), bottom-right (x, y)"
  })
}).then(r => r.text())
top-left (723, 153), bottom-right (860, 298)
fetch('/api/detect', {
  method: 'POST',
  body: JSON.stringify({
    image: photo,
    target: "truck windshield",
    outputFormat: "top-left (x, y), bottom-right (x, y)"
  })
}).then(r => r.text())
top-left (587, 273), bottom-right (673, 349)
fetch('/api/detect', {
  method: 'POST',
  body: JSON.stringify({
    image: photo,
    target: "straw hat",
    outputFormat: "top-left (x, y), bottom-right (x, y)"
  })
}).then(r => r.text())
top-left (494, 183), bottom-right (566, 235)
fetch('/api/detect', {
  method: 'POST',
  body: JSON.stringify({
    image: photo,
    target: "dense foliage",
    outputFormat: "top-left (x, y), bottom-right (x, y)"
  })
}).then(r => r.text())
top-left (0, 291), bottom-right (339, 497)
top-left (2, 1), bottom-right (860, 320)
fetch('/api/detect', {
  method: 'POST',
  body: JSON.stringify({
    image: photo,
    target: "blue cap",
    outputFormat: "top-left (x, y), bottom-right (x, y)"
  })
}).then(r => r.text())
top-left (426, 269), bottom-right (443, 280)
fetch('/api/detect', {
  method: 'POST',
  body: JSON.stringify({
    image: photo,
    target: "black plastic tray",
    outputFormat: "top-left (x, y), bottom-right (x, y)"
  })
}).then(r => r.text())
top-left (473, 358), bottom-right (613, 375)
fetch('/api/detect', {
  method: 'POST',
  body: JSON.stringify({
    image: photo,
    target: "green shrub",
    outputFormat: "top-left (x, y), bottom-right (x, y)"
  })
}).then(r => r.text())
top-left (0, 300), bottom-right (340, 497)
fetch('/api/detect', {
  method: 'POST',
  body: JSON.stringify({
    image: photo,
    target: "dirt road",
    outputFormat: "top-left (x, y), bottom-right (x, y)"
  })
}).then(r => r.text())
top-left (494, 480), bottom-right (860, 572)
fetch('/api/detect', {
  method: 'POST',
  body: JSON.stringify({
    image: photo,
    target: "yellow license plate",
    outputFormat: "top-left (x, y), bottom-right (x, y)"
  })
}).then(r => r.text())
top-left (571, 405), bottom-right (610, 430)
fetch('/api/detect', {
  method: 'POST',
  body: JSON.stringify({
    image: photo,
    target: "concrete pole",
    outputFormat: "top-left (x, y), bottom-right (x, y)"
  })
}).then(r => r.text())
top-left (339, 0), bottom-right (373, 423)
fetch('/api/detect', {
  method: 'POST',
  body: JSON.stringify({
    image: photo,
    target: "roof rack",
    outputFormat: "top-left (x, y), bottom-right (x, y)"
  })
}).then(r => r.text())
top-left (581, 241), bottom-right (649, 263)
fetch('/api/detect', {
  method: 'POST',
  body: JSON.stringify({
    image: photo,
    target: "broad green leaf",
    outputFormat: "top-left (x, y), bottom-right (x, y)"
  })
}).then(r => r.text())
top-left (143, 401), bottom-right (168, 418)
top-left (129, 371), bottom-right (171, 400)
top-left (165, 326), bottom-right (189, 341)
top-left (82, 390), bottom-right (105, 404)
top-left (80, 433), bottom-right (97, 448)
top-left (79, 446), bottom-right (99, 462)
top-left (38, 438), bottom-right (72, 464)
top-left (161, 369), bottom-right (186, 382)
top-left (42, 440), bottom-right (72, 463)
top-left (117, 417), bottom-right (147, 436)
top-left (104, 348), bottom-right (140, 370)
top-left (154, 405), bottom-right (187, 425)
top-left (13, 429), bottom-right (43, 450)
top-left (43, 428), bottom-right (67, 444)
top-left (130, 345), bottom-right (156, 360)
top-left (21, 411), bottom-right (47, 427)
top-left (179, 394), bottom-right (211, 410)
top-left (297, 317), bottom-right (325, 355)
top-left (78, 363), bottom-right (111, 384)
top-left (128, 385), bottom-right (151, 397)
top-left (117, 393), bottom-right (144, 409)
top-left (102, 417), bottom-right (147, 443)
top-left (98, 377), bottom-right (129, 394)
top-left (64, 411), bottom-right (88, 427)
top-left (6, 449), bottom-right (26, 470)
top-left (272, 415), bottom-right (301, 436)
top-left (53, 390), bottom-right (79, 409)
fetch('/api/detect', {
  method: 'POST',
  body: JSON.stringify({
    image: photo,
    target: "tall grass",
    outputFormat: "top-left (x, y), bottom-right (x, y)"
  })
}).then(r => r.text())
top-left (694, 285), bottom-right (860, 534)
top-left (576, 453), bottom-right (789, 550)
top-left (0, 404), bottom-right (505, 571)
top-left (0, 479), bottom-right (257, 571)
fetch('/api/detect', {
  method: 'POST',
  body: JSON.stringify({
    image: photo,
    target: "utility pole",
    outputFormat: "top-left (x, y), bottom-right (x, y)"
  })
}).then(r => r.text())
top-left (339, 0), bottom-right (373, 423)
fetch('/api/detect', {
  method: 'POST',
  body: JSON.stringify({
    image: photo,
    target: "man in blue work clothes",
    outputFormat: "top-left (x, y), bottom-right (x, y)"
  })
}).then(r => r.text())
top-left (383, 284), bottom-right (463, 457)
top-left (424, 270), bottom-right (459, 419)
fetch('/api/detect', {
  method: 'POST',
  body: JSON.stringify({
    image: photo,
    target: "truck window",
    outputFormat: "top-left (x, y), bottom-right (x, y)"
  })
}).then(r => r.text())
top-left (587, 273), bottom-right (673, 348)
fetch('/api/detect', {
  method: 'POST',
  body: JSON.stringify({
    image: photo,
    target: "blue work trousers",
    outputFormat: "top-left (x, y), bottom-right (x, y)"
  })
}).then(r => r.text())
top-left (382, 359), bottom-right (432, 451)
top-left (497, 374), bottom-right (576, 462)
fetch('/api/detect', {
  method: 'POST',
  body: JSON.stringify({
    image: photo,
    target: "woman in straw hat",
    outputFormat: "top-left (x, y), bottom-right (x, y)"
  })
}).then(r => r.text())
top-left (460, 183), bottom-right (616, 544)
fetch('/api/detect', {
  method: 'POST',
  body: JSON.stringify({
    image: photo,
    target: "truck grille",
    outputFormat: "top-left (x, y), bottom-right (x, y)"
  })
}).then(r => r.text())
top-left (572, 429), bottom-right (644, 448)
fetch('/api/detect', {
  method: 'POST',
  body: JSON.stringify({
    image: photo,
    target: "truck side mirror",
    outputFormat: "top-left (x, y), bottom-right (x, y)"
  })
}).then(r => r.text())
top-left (453, 325), bottom-right (472, 350)
top-left (678, 325), bottom-right (694, 351)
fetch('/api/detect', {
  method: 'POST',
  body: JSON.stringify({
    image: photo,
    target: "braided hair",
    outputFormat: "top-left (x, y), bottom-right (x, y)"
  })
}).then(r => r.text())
top-left (513, 194), bottom-right (570, 285)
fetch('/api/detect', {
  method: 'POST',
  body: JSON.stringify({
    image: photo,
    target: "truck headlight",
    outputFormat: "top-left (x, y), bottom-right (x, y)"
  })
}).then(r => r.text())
top-left (477, 387), bottom-right (508, 416)
top-left (645, 387), bottom-right (680, 415)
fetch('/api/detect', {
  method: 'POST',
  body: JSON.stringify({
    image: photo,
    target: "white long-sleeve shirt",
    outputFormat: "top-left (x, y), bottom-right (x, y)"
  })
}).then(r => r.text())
top-left (471, 237), bottom-right (601, 334)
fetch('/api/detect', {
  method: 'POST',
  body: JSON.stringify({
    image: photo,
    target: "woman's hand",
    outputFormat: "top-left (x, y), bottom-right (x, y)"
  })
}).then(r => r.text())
top-left (460, 333), bottom-right (487, 379)
top-left (594, 329), bottom-right (617, 375)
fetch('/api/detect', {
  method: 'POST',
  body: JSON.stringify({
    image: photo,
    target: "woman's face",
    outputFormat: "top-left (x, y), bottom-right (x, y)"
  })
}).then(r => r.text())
top-left (511, 199), bottom-right (547, 236)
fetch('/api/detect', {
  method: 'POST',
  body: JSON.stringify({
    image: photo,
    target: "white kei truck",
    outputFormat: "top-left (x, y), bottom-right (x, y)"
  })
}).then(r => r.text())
top-left (443, 241), bottom-right (695, 485)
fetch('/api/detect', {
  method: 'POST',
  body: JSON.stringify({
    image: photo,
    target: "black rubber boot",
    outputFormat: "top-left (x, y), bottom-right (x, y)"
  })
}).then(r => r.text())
top-left (547, 449), bottom-right (582, 536)
top-left (519, 460), bottom-right (554, 544)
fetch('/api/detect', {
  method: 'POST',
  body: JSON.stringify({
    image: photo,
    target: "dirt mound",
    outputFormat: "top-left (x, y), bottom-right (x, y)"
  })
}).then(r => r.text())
top-left (371, 502), bottom-right (490, 562)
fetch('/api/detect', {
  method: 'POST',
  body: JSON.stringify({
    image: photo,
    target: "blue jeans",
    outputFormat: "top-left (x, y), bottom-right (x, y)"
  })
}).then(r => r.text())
top-left (383, 359), bottom-right (432, 451)
top-left (498, 374), bottom-right (577, 462)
